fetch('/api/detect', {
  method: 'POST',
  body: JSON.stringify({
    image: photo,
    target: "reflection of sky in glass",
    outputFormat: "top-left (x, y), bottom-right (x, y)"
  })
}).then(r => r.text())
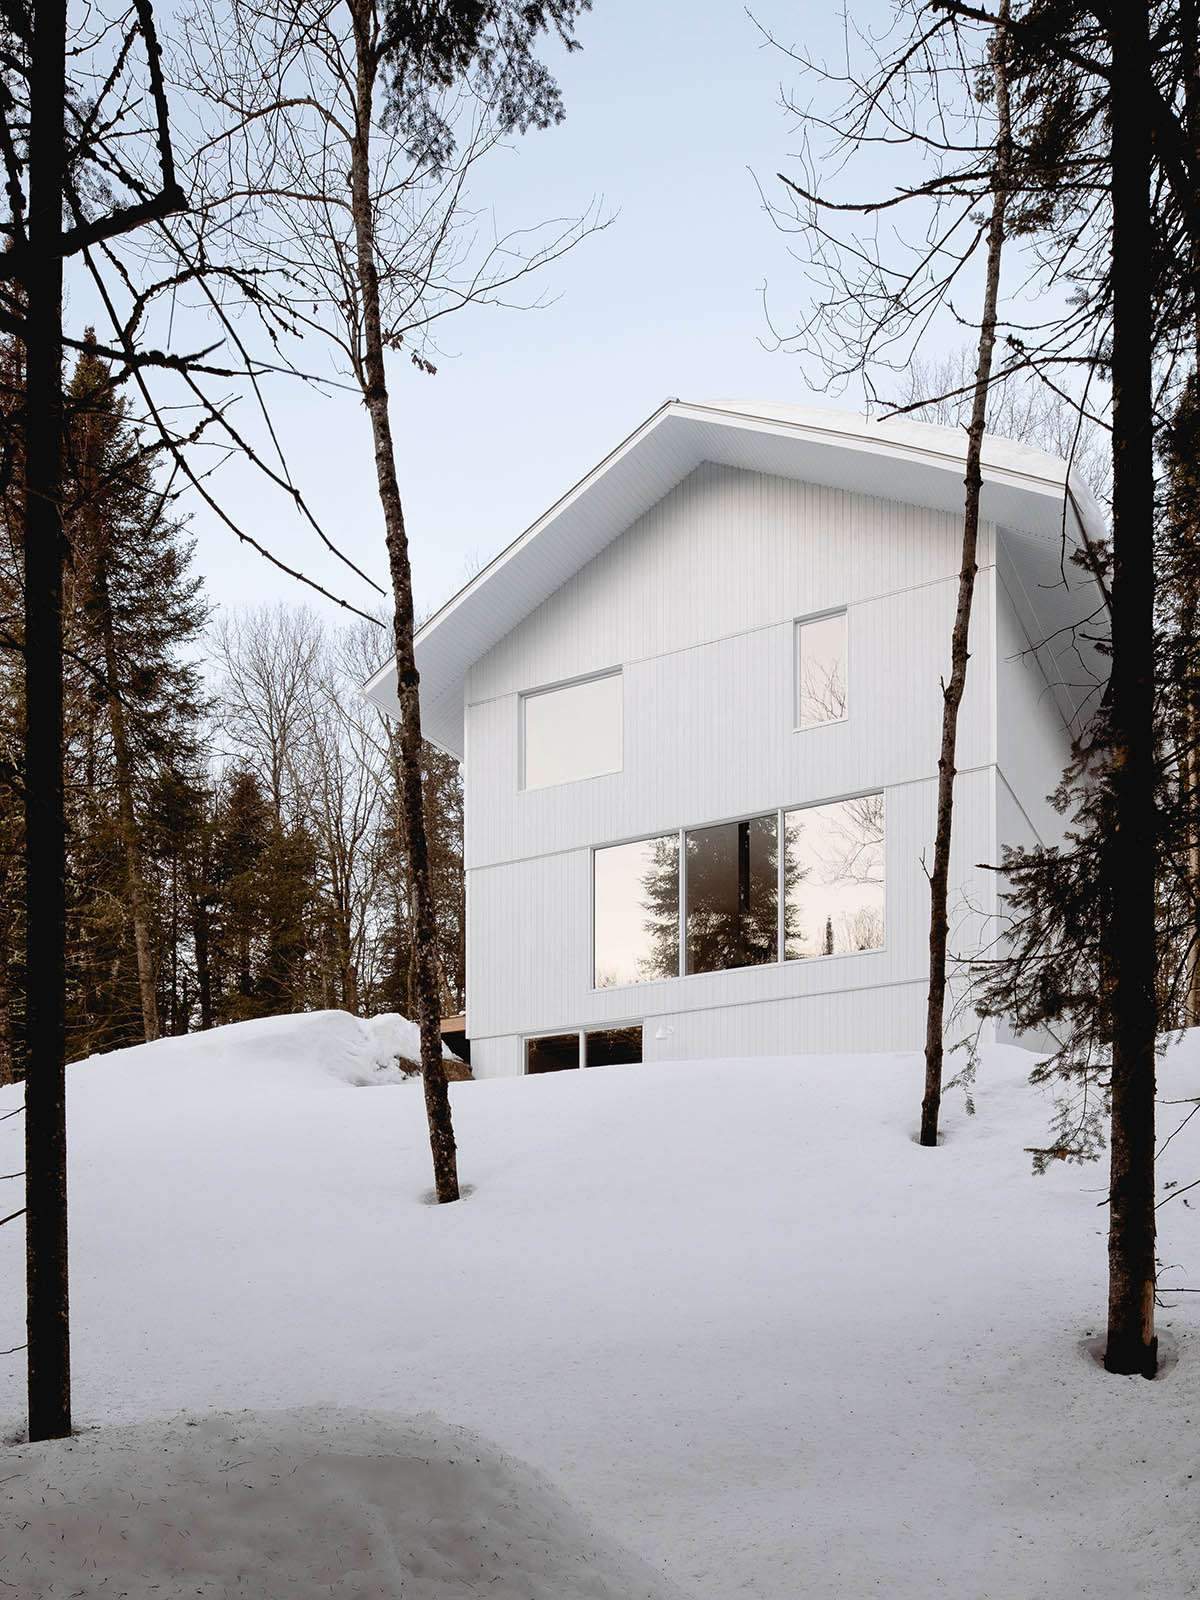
top-left (594, 835), bottom-right (678, 987)
top-left (523, 672), bottom-right (622, 789)
top-left (797, 613), bottom-right (848, 728)
top-left (785, 796), bottom-right (885, 958)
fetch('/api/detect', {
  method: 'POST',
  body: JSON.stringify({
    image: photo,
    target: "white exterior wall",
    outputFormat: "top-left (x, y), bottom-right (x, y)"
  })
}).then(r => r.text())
top-left (460, 460), bottom-right (1059, 1077)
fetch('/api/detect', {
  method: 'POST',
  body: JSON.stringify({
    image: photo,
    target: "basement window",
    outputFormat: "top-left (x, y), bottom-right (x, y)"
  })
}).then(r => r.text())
top-left (526, 1034), bottom-right (581, 1074)
top-left (526, 1026), bottom-right (643, 1073)
top-left (584, 1026), bottom-right (642, 1068)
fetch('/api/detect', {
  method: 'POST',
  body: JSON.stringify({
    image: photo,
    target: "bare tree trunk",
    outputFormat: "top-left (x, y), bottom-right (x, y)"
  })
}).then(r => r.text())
top-left (0, 887), bottom-right (14, 1087)
top-left (348, 0), bottom-right (457, 1201)
top-left (24, 0), bottom-right (71, 1441)
top-left (1181, 0), bottom-right (1200, 1029)
top-left (1103, 3), bottom-right (1158, 1380)
top-left (191, 870), bottom-right (214, 1030)
top-left (920, 1), bottom-right (1011, 1147)
top-left (94, 558), bottom-right (161, 1042)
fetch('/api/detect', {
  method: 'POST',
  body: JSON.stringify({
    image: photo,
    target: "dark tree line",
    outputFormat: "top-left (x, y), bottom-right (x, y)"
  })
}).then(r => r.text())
top-left (0, 355), bottom-right (468, 1082)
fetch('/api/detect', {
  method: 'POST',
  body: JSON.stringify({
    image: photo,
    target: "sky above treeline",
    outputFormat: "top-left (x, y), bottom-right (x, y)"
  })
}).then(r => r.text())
top-left (80, 0), bottom-right (944, 635)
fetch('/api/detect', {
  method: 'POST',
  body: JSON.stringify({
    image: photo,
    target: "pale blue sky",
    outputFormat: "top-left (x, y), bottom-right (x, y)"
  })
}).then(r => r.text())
top-left (93, 0), bottom-right (958, 631)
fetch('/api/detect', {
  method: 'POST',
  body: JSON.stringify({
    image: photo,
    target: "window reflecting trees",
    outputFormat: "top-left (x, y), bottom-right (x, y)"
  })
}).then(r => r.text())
top-left (593, 834), bottom-right (679, 987)
top-left (592, 793), bottom-right (885, 986)
top-left (684, 815), bottom-right (779, 974)
top-left (796, 612), bottom-right (848, 728)
top-left (784, 794), bottom-right (885, 958)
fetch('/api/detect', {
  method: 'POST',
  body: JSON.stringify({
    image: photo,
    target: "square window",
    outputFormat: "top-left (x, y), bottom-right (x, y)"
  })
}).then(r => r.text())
top-left (522, 671), bottom-right (622, 789)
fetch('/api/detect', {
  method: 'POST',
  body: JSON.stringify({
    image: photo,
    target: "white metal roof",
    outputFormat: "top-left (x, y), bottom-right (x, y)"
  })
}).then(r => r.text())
top-left (363, 398), bottom-right (1108, 756)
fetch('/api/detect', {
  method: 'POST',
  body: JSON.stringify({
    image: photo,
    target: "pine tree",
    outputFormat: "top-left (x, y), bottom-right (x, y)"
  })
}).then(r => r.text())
top-left (62, 337), bottom-right (207, 1052)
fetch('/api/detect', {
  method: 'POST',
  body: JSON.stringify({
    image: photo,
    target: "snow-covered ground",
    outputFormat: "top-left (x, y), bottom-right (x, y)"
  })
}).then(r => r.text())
top-left (2, 1010), bottom-right (1199, 1599)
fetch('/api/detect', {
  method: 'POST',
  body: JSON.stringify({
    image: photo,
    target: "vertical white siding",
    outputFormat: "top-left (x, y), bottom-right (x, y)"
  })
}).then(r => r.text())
top-left (994, 573), bottom-right (1073, 848)
top-left (457, 458), bottom-right (1066, 1071)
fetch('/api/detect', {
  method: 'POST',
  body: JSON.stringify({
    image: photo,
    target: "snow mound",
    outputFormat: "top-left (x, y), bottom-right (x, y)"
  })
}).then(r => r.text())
top-left (41, 1008), bottom-right (460, 1093)
top-left (0, 1406), bottom-right (680, 1599)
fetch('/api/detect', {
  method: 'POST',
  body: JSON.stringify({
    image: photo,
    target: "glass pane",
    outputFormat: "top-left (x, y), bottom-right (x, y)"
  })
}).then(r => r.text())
top-left (594, 836), bottom-right (679, 987)
top-left (523, 672), bottom-right (622, 789)
top-left (784, 795), bottom-right (885, 959)
top-left (685, 814), bottom-right (778, 975)
top-left (797, 613), bottom-right (848, 727)
top-left (584, 1026), bottom-right (643, 1067)
top-left (527, 1033), bottom-right (580, 1073)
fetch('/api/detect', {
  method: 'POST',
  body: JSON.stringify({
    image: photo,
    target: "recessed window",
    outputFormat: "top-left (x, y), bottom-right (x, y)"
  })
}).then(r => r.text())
top-left (594, 834), bottom-right (679, 987)
top-left (526, 1026), bottom-right (644, 1073)
top-left (784, 794), bottom-right (885, 959)
top-left (522, 670), bottom-right (622, 789)
top-left (795, 612), bottom-right (847, 728)
top-left (526, 1033), bottom-right (580, 1074)
top-left (584, 1026), bottom-right (642, 1067)
top-left (685, 814), bottom-right (778, 975)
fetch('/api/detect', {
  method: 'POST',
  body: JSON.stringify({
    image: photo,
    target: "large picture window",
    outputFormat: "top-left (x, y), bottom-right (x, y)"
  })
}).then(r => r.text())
top-left (784, 794), bottom-right (885, 959)
top-left (684, 814), bottom-right (778, 975)
top-left (522, 670), bottom-right (622, 790)
top-left (591, 793), bottom-right (884, 987)
top-left (593, 834), bottom-right (679, 987)
top-left (795, 611), bottom-right (848, 728)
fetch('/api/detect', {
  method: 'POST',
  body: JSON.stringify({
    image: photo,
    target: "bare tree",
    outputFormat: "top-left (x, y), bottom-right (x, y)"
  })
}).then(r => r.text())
top-left (920, 1), bottom-right (1013, 1148)
top-left (181, 0), bottom-right (602, 1202)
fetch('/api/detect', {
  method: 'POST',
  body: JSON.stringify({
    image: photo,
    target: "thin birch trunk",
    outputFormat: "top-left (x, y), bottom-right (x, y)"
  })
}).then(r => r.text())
top-left (1103, 2), bottom-right (1158, 1379)
top-left (24, 0), bottom-right (71, 1441)
top-left (94, 557), bottom-right (161, 1041)
top-left (920, 2), bottom-right (1011, 1147)
top-left (348, 0), bottom-right (458, 1201)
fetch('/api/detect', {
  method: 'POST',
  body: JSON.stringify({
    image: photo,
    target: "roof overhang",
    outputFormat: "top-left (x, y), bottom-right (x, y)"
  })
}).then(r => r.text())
top-left (364, 399), bottom-right (1109, 756)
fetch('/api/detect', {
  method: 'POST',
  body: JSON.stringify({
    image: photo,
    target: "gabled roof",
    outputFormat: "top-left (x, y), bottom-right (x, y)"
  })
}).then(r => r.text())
top-left (363, 398), bottom-right (1108, 756)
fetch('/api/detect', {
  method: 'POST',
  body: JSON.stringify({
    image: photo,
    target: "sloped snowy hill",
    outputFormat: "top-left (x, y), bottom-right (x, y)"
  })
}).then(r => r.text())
top-left (1, 1010), bottom-right (1199, 1599)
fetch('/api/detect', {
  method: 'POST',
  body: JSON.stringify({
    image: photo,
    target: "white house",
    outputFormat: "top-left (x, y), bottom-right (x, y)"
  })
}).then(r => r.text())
top-left (365, 400), bottom-right (1106, 1077)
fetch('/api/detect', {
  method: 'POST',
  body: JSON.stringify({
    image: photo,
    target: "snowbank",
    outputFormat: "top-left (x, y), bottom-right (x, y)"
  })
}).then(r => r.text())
top-left (0, 1407), bottom-right (679, 1600)
top-left (2, 1016), bottom-right (1199, 1598)
top-left (11, 1007), bottom-right (461, 1093)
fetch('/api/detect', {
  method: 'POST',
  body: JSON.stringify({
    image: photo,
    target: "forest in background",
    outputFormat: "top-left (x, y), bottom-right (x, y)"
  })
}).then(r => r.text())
top-left (0, 338), bottom-right (465, 1082)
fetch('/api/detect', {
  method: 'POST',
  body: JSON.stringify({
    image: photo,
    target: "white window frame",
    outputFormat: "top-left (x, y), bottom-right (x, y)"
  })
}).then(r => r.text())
top-left (793, 607), bottom-right (849, 732)
top-left (519, 666), bottom-right (623, 791)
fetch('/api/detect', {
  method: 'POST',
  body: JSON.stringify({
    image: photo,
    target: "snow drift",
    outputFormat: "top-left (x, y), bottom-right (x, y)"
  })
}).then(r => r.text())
top-left (2, 1012), bottom-right (1200, 1598)
top-left (0, 1407), bottom-right (679, 1599)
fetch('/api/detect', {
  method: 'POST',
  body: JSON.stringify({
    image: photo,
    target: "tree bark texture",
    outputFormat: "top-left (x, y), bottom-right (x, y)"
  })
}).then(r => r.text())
top-left (920, 2), bottom-right (1011, 1147)
top-left (348, 0), bottom-right (458, 1201)
top-left (24, 0), bottom-right (72, 1440)
top-left (1103, 3), bottom-right (1159, 1379)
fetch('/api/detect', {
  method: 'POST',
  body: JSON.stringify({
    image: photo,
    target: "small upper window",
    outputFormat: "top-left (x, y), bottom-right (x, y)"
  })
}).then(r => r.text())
top-left (796, 611), bottom-right (848, 728)
top-left (522, 670), bottom-right (622, 790)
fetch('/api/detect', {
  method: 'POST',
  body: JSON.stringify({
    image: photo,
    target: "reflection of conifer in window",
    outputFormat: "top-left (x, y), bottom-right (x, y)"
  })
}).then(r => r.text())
top-left (638, 834), bottom-right (680, 981)
top-left (685, 816), bottom-right (782, 975)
